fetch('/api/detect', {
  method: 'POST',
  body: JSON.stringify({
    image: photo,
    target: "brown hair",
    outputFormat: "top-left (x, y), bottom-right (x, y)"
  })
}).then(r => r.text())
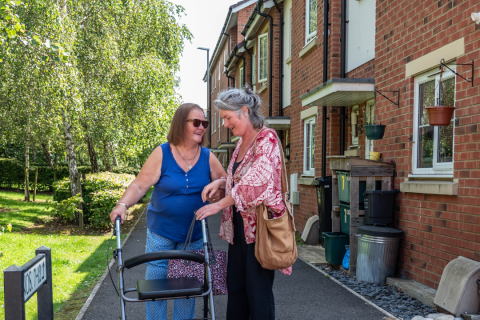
top-left (167, 103), bottom-right (207, 146)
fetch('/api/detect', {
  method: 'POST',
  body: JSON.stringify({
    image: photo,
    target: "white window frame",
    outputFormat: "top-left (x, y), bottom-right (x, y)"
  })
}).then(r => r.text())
top-left (214, 71), bottom-right (216, 89)
top-left (258, 33), bottom-right (268, 83)
top-left (364, 100), bottom-right (374, 159)
top-left (218, 109), bottom-right (221, 141)
top-left (305, 0), bottom-right (317, 44)
top-left (239, 66), bottom-right (244, 88)
top-left (214, 112), bottom-right (217, 133)
top-left (303, 116), bottom-right (316, 176)
top-left (223, 50), bottom-right (226, 72)
top-left (218, 61), bottom-right (221, 80)
top-left (351, 105), bottom-right (359, 147)
top-left (412, 68), bottom-right (456, 175)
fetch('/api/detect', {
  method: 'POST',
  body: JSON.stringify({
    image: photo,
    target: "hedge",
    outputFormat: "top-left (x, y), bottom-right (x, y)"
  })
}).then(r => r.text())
top-left (0, 158), bottom-right (139, 192)
top-left (53, 172), bottom-right (136, 229)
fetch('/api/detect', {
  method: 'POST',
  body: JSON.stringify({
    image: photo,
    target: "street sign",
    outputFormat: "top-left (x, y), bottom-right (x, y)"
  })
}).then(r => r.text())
top-left (23, 254), bottom-right (47, 302)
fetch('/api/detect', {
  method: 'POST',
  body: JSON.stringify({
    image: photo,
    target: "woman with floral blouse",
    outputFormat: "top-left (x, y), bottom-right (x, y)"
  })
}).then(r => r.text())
top-left (196, 86), bottom-right (292, 320)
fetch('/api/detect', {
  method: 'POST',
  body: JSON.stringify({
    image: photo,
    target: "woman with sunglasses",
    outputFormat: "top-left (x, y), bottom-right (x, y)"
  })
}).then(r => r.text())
top-left (110, 103), bottom-right (227, 320)
top-left (196, 86), bottom-right (292, 320)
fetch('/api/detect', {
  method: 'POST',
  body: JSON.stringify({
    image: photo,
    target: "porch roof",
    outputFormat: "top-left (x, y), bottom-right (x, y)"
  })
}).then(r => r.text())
top-left (300, 78), bottom-right (375, 107)
top-left (265, 116), bottom-right (290, 130)
top-left (218, 142), bottom-right (236, 149)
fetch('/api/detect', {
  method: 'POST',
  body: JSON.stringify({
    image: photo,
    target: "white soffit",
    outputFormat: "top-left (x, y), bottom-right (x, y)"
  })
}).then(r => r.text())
top-left (265, 117), bottom-right (291, 130)
top-left (405, 37), bottom-right (464, 78)
top-left (300, 78), bottom-right (375, 107)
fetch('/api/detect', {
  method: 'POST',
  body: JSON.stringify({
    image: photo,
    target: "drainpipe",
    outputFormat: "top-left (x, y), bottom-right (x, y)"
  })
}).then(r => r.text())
top-left (243, 42), bottom-right (253, 86)
top-left (321, 0), bottom-right (329, 177)
top-left (234, 47), bottom-right (246, 87)
top-left (273, 0), bottom-right (283, 116)
top-left (339, 0), bottom-right (347, 155)
top-left (227, 74), bottom-right (235, 87)
top-left (257, 0), bottom-right (273, 117)
top-left (223, 32), bottom-right (231, 87)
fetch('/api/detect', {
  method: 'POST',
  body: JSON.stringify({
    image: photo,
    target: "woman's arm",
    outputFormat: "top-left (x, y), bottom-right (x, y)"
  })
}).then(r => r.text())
top-left (110, 146), bottom-right (163, 223)
top-left (209, 152), bottom-right (227, 181)
top-left (196, 194), bottom-right (235, 220)
top-left (202, 153), bottom-right (228, 203)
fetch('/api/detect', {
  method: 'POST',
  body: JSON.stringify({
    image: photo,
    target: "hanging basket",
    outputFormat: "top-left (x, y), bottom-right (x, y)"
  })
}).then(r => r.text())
top-left (425, 106), bottom-right (455, 126)
top-left (364, 124), bottom-right (386, 140)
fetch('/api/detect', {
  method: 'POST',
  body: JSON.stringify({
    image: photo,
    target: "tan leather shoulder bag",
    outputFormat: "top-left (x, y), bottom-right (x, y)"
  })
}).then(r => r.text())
top-left (253, 130), bottom-right (298, 270)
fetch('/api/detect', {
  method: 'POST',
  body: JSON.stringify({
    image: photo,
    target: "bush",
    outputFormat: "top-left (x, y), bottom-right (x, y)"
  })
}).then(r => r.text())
top-left (89, 189), bottom-right (125, 230)
top-left (50, 194), bottom-right (84, 222)
top-left (112, 166), bottom-right (140, 176)
top-left (52, 172), bottom-right (135, 229)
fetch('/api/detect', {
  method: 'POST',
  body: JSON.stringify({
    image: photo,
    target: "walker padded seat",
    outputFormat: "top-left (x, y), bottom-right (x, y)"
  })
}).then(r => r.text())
top-left (136, 277), bottom-right (204, 300)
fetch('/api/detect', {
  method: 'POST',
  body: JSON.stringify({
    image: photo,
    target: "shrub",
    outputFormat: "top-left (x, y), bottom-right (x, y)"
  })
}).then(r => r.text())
top-left (52, 172), bottom-right (135, 229)
top-left (50, 194), bottom-right (84, 222)
top-left (89, 189), bottom-right (125, 230)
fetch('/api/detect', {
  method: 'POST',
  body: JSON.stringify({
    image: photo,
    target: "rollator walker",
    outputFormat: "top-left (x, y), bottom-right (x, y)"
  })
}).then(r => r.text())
top-left (113, 216), bottom-right (216, 320)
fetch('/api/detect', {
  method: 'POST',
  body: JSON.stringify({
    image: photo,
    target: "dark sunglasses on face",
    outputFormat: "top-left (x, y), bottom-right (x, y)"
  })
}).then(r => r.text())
top-left (187, 119), bottom-right (209, 128)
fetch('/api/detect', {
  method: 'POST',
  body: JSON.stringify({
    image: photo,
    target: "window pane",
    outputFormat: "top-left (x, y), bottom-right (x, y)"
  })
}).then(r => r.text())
top-left (306, 124), bottom-right (310, 170)
top-left (438, 122), bottom-right (453, 163)
top-left (311, 123), bottom-right (315, 169)
top-left (438, 77), bottom-right (455, 163)
top-left (260, 36), bottom-right (268, 80)
top-left (418, 80), bottom-right (435, 168)
top-left (309, 0), bottom-right (317, 35)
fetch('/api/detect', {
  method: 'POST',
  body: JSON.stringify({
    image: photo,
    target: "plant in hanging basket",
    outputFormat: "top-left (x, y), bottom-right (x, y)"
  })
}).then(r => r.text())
top-left (362, 94), bottom-right (386, 140)
top-left (426, 64), bottom-right (455, 126)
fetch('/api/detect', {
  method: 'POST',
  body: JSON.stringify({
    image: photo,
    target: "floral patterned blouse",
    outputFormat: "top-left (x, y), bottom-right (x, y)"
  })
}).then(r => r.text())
top-left (219, 127), bottom-right (286, 245)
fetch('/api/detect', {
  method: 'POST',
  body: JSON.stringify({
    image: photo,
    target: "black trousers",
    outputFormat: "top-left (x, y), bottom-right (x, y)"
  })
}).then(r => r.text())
top-left (226, 207), bottom-right (275, 320)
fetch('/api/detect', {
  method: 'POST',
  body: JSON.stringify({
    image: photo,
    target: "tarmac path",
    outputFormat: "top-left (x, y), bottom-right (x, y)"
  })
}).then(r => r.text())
top-left (81, 210), bottom-right (387, 320)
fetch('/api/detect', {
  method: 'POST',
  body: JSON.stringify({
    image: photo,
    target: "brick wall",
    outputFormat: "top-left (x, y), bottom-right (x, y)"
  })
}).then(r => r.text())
top-left (374, 0), bottom-right (480, 289)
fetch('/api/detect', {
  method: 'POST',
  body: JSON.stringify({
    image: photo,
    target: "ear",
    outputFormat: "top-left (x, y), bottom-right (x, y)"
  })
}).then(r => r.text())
top-left (240, 106), bottom-right (249, 114)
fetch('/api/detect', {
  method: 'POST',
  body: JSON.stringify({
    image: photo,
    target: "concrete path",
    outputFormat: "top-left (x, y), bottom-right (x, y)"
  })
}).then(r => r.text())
top-left (81, 211), bottom-right (388, 320)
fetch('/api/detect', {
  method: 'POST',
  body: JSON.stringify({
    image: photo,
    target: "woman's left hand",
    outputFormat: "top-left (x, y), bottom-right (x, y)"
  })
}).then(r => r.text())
top-left (196, 203), bottom-right (221, 220)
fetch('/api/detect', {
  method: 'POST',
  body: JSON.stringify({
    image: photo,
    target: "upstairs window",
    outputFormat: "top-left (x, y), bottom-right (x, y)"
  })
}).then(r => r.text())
top-left (413, 68), bottom-right (455, 175)
top-left (258, 33), bottom-right (268, 83)
top-left (306, 0), bottom-right (317, 44)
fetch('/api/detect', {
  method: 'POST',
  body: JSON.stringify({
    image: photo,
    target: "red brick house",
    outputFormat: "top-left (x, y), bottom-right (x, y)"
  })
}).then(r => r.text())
top-left (204, 0), bottom-right (480, 291)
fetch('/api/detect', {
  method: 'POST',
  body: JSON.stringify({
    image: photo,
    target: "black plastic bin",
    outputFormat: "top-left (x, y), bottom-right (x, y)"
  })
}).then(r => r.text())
top-left (363, 189), bottom-right (400, 225)
top-left (312, 176), bottom-right (332, 247)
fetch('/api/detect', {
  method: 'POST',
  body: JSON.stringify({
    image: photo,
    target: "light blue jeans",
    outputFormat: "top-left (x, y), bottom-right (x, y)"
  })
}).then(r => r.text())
top-left (145, 229), bottom-right (203, 320)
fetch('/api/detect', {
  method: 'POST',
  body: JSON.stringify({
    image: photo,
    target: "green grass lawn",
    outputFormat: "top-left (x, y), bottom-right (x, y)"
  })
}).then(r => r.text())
top-left (0, 189), bottom-right (151, 319)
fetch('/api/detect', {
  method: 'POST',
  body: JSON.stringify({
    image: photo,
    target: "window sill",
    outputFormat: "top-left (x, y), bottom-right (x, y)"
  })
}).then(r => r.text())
top-left (400, 178), bottom-right (459, 196)
top-left (258, 83), bottom-right (268, 94)
top-left (299, 37), bottom-right (318, 59)
top-left (298, 176), bottom-right (314, 186)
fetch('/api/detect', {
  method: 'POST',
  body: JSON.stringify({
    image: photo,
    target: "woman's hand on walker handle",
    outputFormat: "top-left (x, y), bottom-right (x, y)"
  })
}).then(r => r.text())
top-left (110, 205), bottom-right (127, 224)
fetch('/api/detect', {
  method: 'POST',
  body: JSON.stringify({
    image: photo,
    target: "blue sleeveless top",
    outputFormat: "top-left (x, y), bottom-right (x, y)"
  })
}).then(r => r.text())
top-left (146, 143), bottom-right (211, 242)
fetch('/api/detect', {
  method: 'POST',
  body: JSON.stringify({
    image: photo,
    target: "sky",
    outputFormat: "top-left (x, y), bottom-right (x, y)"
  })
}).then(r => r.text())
top-left (169, 0), bottom-right (240, 110)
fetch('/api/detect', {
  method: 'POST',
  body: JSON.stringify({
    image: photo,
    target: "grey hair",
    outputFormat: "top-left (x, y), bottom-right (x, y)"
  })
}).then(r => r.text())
top-left (213, 85), bottom-right (265, 130)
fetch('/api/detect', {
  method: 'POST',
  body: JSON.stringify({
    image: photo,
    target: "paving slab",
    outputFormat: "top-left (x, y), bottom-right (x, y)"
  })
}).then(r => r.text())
top-left (297, 244), bottom-right (327, 265)
top-left (81, 211), bottom-right (388, 320)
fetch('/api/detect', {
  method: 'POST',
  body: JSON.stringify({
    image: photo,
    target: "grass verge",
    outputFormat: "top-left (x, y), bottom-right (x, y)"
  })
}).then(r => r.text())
top-left (0, 189), bottom-right (151, 319)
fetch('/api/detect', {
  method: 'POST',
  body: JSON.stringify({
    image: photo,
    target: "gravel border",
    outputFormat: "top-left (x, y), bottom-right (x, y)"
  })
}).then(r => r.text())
top-left (318, 266), bottom-right (436, 320)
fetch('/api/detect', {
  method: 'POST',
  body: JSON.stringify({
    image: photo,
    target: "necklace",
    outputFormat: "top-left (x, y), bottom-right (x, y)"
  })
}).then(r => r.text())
top-left (175, 144), bottom-right (200, 170)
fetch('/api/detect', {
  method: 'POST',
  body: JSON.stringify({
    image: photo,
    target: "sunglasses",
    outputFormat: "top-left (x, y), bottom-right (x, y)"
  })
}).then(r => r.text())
top-left (187, 119), bottom-right (209, 128)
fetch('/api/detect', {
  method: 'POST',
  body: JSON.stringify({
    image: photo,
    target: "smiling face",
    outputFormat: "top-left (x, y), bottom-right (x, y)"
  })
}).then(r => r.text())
top-left (220, 108), bottom-right (250, 137)
top-left (185, 108), bottom-right (206, 144)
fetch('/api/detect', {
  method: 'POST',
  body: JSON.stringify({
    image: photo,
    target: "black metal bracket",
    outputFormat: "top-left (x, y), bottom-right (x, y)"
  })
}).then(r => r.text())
top-left (374, 88), bottom-right (400, 108)
top-left (440, 59), bottom-right (475, 87)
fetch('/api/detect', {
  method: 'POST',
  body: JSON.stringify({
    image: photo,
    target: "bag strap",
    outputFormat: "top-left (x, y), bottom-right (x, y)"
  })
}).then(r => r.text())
top-left (252, 129), bottom-right (289, 203)
top-left (183, 215), bottom-right (217, 266)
